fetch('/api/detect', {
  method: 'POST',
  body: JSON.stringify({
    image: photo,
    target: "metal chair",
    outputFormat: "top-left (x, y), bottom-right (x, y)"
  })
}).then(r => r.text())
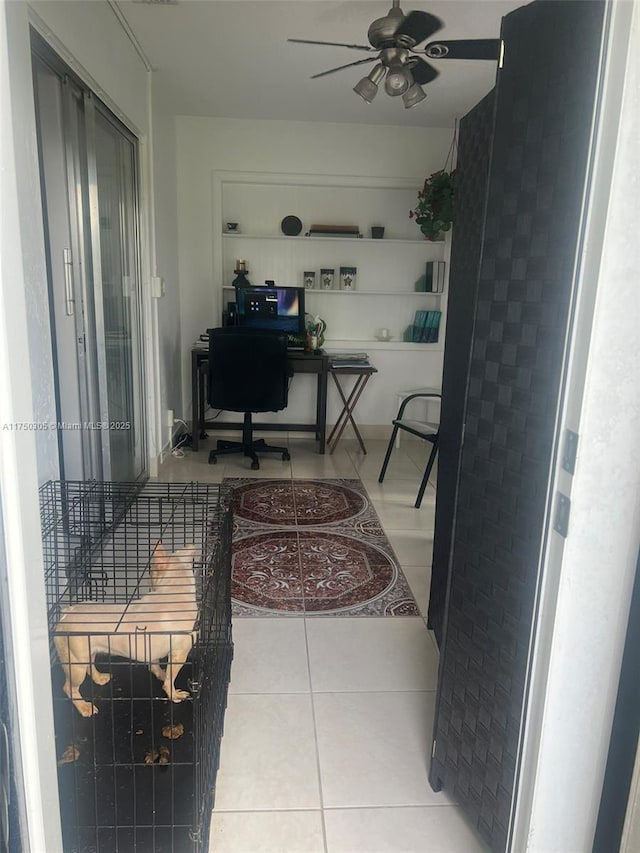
top-left (378, 391), bottom-right (441, 508)
top-left (207, 327), bottom-right (291, 470)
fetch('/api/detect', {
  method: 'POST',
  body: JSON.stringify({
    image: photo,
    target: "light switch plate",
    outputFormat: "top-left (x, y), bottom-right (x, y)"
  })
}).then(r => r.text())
top-left (150, 275), bottom-right (164, 298)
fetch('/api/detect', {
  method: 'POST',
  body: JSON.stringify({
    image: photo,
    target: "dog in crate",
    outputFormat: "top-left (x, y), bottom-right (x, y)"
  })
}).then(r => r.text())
top-left (54, 543), bottom-right (198, 717)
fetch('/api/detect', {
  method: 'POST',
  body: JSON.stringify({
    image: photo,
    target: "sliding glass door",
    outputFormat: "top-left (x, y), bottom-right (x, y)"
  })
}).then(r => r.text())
top-left (91, 106), bottom-right (144, 482)
top-left (31, 34), bottom-right (146, 483)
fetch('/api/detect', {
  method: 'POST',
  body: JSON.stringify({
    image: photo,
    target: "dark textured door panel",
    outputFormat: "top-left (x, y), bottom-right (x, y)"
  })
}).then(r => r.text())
top-left (429, 2), bottom-right (606, 850)
top-left (429, 89), bottom-right (496, 647)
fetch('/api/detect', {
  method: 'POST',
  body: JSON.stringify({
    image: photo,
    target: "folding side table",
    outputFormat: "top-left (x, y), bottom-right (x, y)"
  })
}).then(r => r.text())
top-left (327, 363), bottom-right (377, 454)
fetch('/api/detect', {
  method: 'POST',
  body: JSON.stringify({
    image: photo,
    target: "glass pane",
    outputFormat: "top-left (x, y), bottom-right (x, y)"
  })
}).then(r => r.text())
top-left (94, 112), bottom-right (145, 481)
top-left (31, 57), bottom-right (105, 481)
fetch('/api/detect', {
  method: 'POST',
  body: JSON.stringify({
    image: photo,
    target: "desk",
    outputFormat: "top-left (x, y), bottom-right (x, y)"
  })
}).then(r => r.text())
top-left (191, 347), bottom-right (329, 454)
top-left (327, 364), bottom-right (378, 455)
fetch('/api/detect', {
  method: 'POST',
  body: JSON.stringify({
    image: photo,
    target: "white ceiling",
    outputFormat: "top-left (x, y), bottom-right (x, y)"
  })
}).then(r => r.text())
top-left (115, 0), bottom-right (526, 128)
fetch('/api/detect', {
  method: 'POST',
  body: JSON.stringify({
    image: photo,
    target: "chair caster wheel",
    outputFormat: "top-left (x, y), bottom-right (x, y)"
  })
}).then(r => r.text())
top-left (282, 451), bottom-right (291, 461)
top-left (251, 460), bottom-right (259, 470)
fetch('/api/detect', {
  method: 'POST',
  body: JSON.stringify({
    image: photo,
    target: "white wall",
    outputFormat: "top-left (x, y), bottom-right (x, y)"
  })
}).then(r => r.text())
top-left (512, 0), bottom-right (640, 849)
top-left (176, 116), bottom-right (453, 427)
top-left (0, 0), bottom-right (158, 844)
top-left (1, 2), bottom-right (59, 485)
top-left (151, 111), bottom-right (182, 435)
top-left (1, 1), bottom-right (65, 847)
top-left (29, 0), bottom-right (149, 135)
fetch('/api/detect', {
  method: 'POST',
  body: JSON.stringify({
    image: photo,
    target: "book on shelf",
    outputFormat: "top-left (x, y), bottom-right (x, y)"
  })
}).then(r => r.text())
top-left (411, 310), bottom-right (428, 342)
top-left (425, 261), bottom-right (446, 293)
top-left (306, 231), bottom-right (362, 238)
top-left (424, 310), bottom-right (442, 342)
top-left (420, 311), bottom-right (433, 342)
top-left (306, 223), bottom-right (362, 238)
top-left (409, 309), bottom-right (442, 343)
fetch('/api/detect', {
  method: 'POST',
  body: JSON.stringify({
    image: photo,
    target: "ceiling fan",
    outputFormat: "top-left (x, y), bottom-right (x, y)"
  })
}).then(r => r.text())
top-left (288, 1), bottom-right (503, 109)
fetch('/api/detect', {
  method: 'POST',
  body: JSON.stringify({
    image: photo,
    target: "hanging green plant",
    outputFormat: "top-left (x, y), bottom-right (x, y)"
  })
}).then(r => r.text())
top-left (409, 169), bottom-right (456, 241)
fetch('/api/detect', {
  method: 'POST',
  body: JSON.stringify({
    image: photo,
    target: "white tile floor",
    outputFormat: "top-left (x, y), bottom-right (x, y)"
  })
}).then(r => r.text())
top-left (155, 435), bottom-right (488, 853)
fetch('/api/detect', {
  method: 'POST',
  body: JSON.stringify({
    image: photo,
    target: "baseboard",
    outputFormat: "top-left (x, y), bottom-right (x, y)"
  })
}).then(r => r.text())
top-left (149, 454), bottom-right (160, 478)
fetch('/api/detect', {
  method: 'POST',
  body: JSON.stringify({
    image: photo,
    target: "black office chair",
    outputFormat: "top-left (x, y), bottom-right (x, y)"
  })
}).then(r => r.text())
top-left (207, 327), bottom-right (292, 470)
top-left (378, 391), bottom-right (441, 508)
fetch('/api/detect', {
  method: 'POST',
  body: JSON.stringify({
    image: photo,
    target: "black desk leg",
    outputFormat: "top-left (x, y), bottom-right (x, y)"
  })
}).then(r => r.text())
top-left (317, 369), bottom-right (328, 454)
top-left (191, 351), bottom-right (200, 452)
top-left (198, 367), bottom-right (207, 439)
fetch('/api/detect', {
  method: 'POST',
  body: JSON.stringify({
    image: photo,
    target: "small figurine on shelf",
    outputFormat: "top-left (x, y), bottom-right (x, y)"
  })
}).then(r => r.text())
top-left (340, 266), bottom-right (357, 290)
top-left (320, 268), bottom-right (335, 290)
top-left (232, 259), bottom-right (250, 288)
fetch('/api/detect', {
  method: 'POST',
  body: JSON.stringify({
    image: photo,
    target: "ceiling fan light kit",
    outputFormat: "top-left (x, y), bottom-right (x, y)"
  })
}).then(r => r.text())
top-left (353, 64), bottom-right (386, 104)
top-left (382, 48), bottom-right (413, 96)
top-left (402, 82), bottom-right (427, 109)
top-left (288, 1), bottom-right (503, 109)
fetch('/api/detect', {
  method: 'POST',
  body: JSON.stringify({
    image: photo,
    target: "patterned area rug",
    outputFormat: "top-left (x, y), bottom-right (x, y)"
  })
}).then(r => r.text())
top-left (225, 479), bottom-right (419, 617)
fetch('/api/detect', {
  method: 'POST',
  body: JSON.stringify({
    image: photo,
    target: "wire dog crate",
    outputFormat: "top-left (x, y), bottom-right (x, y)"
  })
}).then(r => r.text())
top-left (40, 480), bottom-right (233, 853)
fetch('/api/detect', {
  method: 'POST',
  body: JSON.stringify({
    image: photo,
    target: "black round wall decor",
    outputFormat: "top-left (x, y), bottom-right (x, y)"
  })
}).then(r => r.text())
top-left (281, 215), bottom-right (303, 236)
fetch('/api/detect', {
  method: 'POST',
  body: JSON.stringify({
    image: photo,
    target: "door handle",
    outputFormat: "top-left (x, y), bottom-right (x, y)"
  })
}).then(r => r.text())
top-left (63, 248), bottom-right (75, 316)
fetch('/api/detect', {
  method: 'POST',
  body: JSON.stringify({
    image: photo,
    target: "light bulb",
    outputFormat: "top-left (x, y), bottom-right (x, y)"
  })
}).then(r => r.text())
top-left (384, 63), bottom-right (411, 96)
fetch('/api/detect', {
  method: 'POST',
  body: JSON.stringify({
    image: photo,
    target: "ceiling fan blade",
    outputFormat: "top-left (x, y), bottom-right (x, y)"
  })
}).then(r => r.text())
top-left (409, 58), bottom-right (439, 86)
top-left (310, 56), bottom-right (379, 80)
top-left (423, 38), bottom-right (503, 60)
top-left (394, 11), bottom-right (442, 47)
top-left (288, 38), bottom-right (375, 53)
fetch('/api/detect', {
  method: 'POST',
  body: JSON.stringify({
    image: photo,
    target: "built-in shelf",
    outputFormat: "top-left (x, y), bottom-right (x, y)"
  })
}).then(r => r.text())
top-left (213, 170), bottom-right (450, 402)
top-left (222, 232), bottom-right (443, 246)
top-left (325, 339), bottom-right (444, 351)
top-left (305, 290), bottom-right (442, 297)
top-left (222, 285), bottom-right (442, 297)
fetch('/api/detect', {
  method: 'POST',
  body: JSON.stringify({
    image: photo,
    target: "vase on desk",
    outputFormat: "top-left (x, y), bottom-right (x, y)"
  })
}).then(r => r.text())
top-left (314, 317), bottom-right (326, 347)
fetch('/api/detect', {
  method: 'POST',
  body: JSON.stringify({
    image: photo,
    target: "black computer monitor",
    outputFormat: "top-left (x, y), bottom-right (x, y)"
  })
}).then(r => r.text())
top-left (235, 286), bottom-right (306, 337)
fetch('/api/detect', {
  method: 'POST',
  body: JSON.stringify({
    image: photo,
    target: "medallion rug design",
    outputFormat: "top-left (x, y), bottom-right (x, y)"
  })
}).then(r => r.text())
top-left (225, 478), bottom-right (419, 617)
